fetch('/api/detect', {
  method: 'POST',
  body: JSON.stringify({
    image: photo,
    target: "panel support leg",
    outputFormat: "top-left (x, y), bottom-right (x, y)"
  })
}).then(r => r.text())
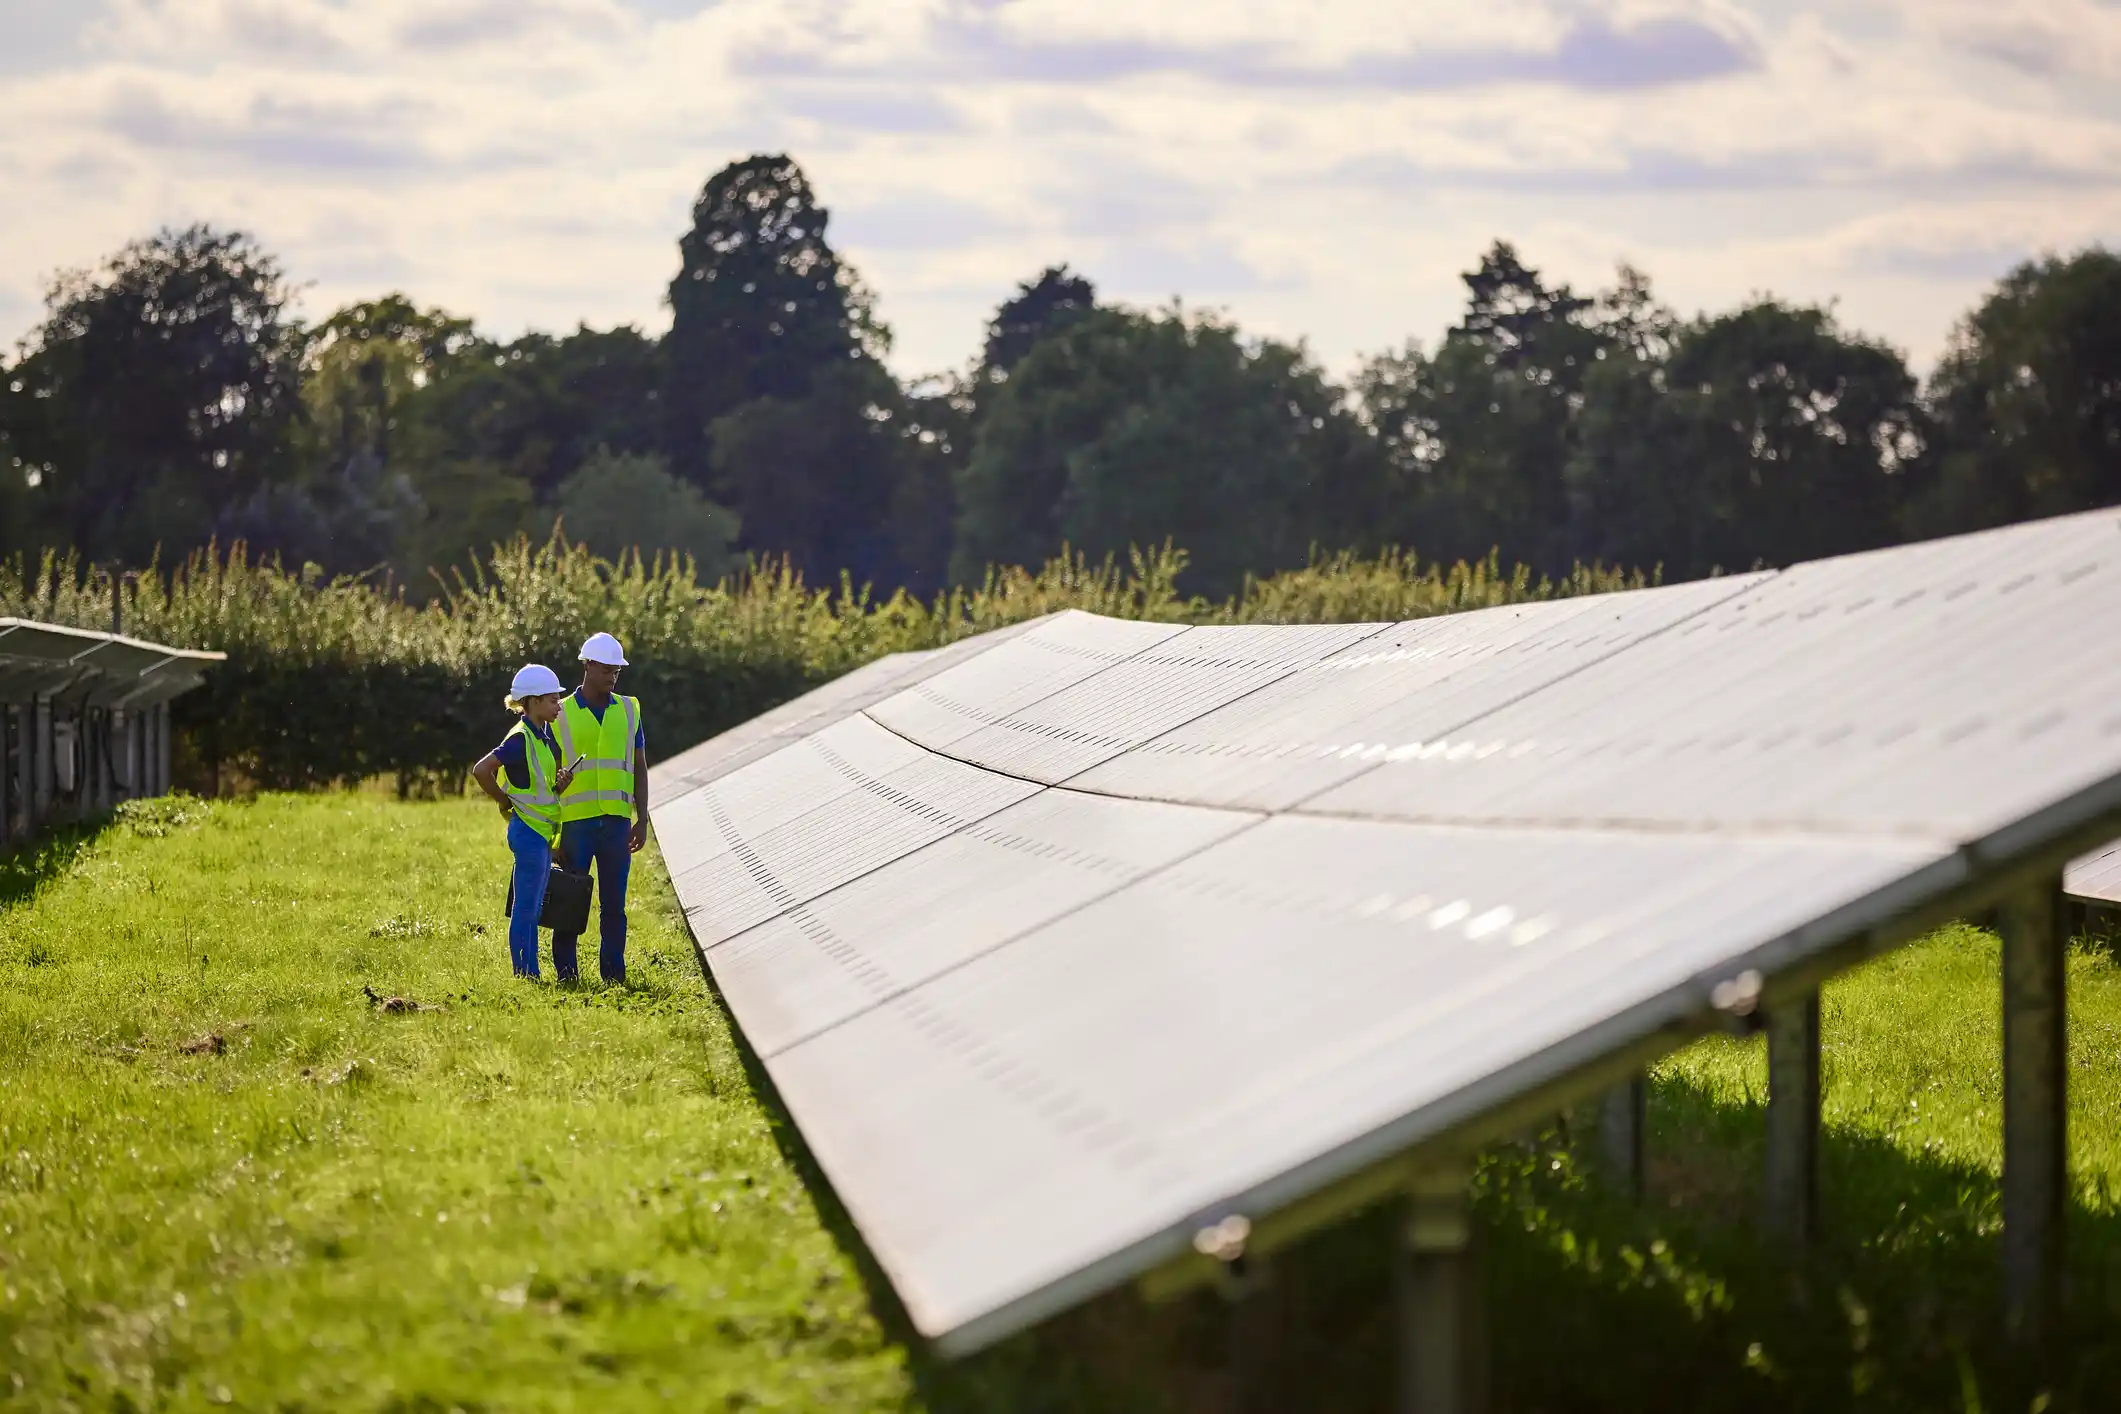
top-left (0, 705), bottom-right (14, 846)
top-left (31, 695), bottom-right (52, 823)
top-left (1224, 1259), bottom-right (1280, 1414)
top-left (1600, 1077), bottom-right (1647, 1201)
top-left (156, 702), bottom-right (172, 796)
top-left (2000, 877), bottom-right (2067, 1348)
top-left (1397, 1165), bottom-right (1486, 1414)
top-left (1764, 988), bottom-right (1822, 1242)
top-left (90, 709), bottom-right (109, 812)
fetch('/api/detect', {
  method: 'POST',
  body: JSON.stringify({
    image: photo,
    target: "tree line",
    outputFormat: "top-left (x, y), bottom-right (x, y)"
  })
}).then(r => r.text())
top-left (4, 152), bottom-right (2117, 601)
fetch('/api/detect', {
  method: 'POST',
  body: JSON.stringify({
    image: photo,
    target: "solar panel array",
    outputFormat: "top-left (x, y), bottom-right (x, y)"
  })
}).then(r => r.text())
top-left (649, 508), bottom-right (2121, 1355)
top-left (0, 618), bottom-right (224, 707)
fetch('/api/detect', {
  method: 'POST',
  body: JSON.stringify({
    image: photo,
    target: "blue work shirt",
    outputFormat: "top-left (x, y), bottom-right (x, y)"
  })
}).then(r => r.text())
top-left (492, 719), bottom-right (561, 790)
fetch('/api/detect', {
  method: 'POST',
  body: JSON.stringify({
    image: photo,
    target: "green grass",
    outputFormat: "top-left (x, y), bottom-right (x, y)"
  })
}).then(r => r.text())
top-left (1468, 923), bottom-right (2121, 1414)
top-left (0, 793), bottom-right (920, 1411)
top-left (5, 796), bottom-right (2121, 1412)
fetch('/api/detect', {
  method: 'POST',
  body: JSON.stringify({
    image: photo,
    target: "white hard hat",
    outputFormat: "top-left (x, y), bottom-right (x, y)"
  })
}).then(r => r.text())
top-left (510, 663), bottom-right (564, 699)
top-left (579, 632), bottom-right (628, 667)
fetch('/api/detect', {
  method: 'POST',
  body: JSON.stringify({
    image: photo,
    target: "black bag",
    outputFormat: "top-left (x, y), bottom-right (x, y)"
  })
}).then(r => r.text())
top-left (506, 865), bottom-right (594, 935)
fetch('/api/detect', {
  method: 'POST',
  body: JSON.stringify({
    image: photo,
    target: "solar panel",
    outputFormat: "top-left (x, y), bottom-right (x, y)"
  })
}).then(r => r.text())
top-left (2067, 840), bottom-right (2121, 906)
top-left (1065, 575), bottom-right (1766, 811)
top-left (655, 616), bottom-right (1052, 807)
top-left (647, 507), bottom-right (2121, 1358)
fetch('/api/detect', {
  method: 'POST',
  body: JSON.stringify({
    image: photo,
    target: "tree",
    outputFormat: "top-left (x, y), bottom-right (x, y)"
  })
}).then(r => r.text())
top-left (979, 265), bottom-right (1096, 389)
top-left (1354, 242), bottom-right (1611, 573)
top-left (953, 306), bottom-right (1389, 598)
top-left (551, 449), bottom-right (739, 580)
top-left (2, 225), bottom-right (303, 563)
top-left (707, 359), bottom-right (912, 590)
top-left (1912, 247), bottom-right (2121, 535)
top-left (1570, 299), bottom-right (1922, 577)
top-left (219, 295), bottom-right (478, 572)
top-left (662, 155), bottom-right (864, 490)
top-left (402, 323), bottom-right (664, 501)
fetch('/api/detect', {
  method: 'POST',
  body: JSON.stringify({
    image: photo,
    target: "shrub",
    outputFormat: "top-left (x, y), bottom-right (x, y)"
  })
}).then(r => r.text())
top-left (1, 536), bottom-right (1644, 793)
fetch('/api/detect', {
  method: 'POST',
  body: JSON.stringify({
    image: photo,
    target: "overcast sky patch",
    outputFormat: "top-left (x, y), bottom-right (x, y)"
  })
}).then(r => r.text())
top-left (0, 0), bottom-right (2116, 377)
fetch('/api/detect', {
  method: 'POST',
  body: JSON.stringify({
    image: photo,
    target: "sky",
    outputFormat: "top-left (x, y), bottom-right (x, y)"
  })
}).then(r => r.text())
top-left (1, 0), bottom-right (2117, 381)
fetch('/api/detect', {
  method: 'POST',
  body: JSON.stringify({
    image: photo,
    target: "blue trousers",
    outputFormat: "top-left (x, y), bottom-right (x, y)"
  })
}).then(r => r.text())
top-left (555, 815), bottom-right (631, 982)
top-left (505, 815), bottom-right (551, 978)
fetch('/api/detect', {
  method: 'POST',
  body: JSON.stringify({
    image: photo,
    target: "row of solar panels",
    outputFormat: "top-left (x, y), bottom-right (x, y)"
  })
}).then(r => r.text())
top-left (0, 618), bottom-right (225, 708)
top-left (648, 507), bottom-right (2121, 1354)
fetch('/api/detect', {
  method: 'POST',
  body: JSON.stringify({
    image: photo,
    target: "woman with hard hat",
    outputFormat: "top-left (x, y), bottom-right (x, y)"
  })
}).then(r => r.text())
top-left (470, 664), bottom-right (578, 978)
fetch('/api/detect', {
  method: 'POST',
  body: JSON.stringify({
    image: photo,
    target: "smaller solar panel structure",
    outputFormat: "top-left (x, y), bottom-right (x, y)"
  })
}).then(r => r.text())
top-left (650, 508), bottom-right (2121, 1412)
top-left (2065, 839), bottom-right (2121, 911)
top-left (0, 618), bottom-right (223, 846)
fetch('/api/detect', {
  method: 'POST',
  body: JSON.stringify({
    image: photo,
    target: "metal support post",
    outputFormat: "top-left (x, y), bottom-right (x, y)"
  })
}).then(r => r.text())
top-left (122, 709), bottom-right (140, 801)
top-left (1226, 1261), bottom-right (1280, 1414)
top-left (1600, 1077), bottom-right (1648, 1201)
top-left (1764, 988), bottom-right (1822, 1242)
top-left (89, 710), bottom-right (108, 812)
top-left (0, 705), bottom-right (14, 845)
top-left (1999, 877), bottom-right (2067, 1348)
top-left (1397, 1165), bottom-right (1486, 1414)
top-left (31, 695), bottom-right (53, 823)
top-left (156, 702), bottom-right (172, 796)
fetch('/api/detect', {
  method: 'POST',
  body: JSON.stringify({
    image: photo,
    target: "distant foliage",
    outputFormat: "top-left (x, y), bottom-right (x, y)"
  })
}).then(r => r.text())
top-left (0, 538), bottom-right (1639, 794)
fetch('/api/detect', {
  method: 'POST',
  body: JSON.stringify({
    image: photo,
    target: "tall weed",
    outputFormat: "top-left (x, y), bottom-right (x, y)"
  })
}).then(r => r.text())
top-left (1, 537), bottom-right (1643, 791)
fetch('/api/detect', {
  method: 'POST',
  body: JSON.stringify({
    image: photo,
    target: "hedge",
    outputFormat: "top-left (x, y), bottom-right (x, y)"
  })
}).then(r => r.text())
top-left (2, 538), bottom-right (1645, 794)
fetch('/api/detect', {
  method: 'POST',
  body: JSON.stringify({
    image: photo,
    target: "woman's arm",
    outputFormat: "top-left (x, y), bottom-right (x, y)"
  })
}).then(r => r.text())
top-left (471, 752), bottom-right (513, 817)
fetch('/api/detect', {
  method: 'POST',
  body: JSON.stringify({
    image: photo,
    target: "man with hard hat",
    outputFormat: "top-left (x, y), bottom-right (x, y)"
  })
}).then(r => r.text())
top-left (551, 631), bottom-right (650, 983)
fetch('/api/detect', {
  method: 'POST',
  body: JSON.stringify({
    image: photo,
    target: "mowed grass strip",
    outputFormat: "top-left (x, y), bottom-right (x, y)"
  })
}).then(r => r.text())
top-left (0, 793), bottom-right (917, 1412)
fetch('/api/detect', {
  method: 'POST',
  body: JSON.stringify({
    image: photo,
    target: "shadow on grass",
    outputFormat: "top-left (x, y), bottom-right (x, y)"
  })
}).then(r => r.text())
top-left (1467, 1075), bottom-right (2121, 1414)
top-left (671, 936), bottom-right (2121, 1414)
top-left (0, 814), bottom-right (115, 912)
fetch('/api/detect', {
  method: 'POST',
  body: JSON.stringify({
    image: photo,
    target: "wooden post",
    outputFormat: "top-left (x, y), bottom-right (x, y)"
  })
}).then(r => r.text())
top-left (1999, 877), bottom-right (2067, 1348)
top-left (1764, 989), bottom-right (1822, 1242)
top-left (1600, 1078), bottom-right (1648, 1201)
top-left (1397, 1165), bottom-right (1486, 1414)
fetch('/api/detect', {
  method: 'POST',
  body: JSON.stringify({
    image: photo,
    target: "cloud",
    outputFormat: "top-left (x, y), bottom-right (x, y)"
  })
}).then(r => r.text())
top-left (1334, 145), bottom-right (2121, 197)
top-left (1906, 0), bottom-right (2121, 80)
top-left (98, 85), bottom-right (438, 174)
top-left (1092, 242), bottom-right (1276, 300)
top-left (395, 0), bottom-right (623, 53)
top-left (833, 192), bottom-right (1006, 248)
top-left (0, 0), bottom-right (111, 75)
top-left (778, 86), bottom-right (967, 135)
top-left (0, 0), bottom-right (2115, 380)
top-left (748, 7), bottom-right (1758, 92)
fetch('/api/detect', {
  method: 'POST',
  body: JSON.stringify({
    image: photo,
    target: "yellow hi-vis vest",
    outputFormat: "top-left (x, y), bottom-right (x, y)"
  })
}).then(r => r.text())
top-left (555, 691), bottom-right (639, 824)
top-left (503, 720), bottom-right (562, 844)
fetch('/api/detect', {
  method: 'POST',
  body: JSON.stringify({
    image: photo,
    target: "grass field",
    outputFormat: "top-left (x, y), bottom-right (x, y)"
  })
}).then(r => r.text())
top-left (2, 794), bottom-right (2118, 1412)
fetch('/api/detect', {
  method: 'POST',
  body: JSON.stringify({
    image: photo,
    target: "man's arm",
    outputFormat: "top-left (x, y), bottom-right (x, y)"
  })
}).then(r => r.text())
top-left (629, 743), bottom-right (651, 852)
